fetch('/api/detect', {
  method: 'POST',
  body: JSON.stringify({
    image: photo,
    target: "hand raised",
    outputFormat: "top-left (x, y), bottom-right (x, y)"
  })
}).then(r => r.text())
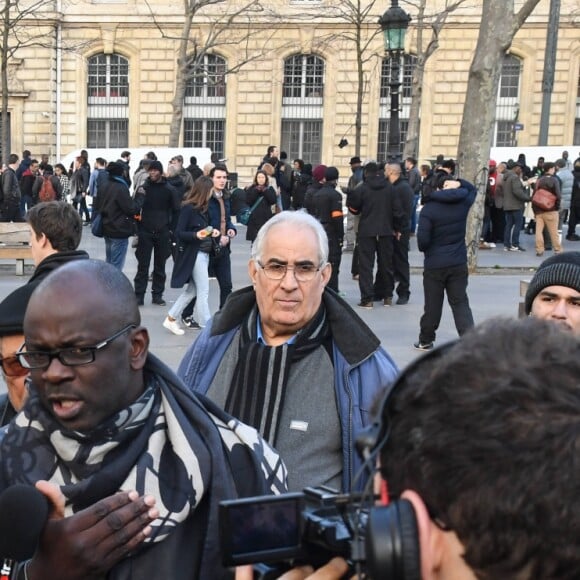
top-left (27, 488), bottom-right (158, 580)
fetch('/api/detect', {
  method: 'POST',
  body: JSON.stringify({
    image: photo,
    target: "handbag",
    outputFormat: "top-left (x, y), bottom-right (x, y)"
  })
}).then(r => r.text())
top-left (91, 212), bottom-right (104, 237)
top-left (531, 187), bottom-right (556, 211)
top-left (237, 196), bottom-right (264, 226)
top-left (199, 234), bottom-right (222, 258)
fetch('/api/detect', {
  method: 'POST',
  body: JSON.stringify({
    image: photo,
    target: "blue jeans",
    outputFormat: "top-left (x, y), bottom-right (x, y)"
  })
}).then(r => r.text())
top-left (410, 194), bottom-right (420, 233)
top-left (168, 252), bottom-right (211, 326)
top-left (504, 209), bottom-right (523, 249)
top-left (105, 237), bottom-right (129, 271)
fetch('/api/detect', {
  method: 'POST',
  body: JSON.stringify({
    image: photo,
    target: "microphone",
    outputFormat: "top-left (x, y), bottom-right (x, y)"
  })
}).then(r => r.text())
top-left (0, 484), bottom-right (50, 561)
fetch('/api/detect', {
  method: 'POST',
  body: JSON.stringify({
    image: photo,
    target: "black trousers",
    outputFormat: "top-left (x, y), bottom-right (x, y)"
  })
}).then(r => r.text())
top-left (327, 236), bottom-right (342, 293)
top-left (393, 233), bottom-right (410, 299)
top-left (134, 228), bottom-right (171, 299)
top-left (568, 204), bottom-right (579, 236)
top-left (358, 235), bottom-right (394, 303)
top-left (490, 206), bottom-right (505, 243)
top-left (419, 264), bottom-right (474, 344)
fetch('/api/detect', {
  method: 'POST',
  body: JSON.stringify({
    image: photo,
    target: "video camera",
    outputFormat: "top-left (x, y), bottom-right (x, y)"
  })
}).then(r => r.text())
top-left (219, 485), bottom-right (369, 577)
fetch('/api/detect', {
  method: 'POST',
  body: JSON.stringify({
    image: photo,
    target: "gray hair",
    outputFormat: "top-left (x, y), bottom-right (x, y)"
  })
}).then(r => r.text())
top-left (250, 210), bottom-right (329, 265)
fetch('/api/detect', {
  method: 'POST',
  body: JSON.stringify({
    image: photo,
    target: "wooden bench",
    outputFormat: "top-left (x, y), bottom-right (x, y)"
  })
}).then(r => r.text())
top-left (0, 223), bottom-right (33, 275)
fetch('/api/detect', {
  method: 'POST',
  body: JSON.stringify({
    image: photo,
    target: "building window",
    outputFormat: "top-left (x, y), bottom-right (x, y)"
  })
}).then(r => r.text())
top-left (184, 54), bottom-right (226, 155)
top-left (377, 119), bottom-right (409, 164)
top-left (183, 119), bottom-right (225, 159)
top-left (87, 53), bottom-right (129, 147)
top-left (494, 54), bottom-right (521, 147)
top-left (378, 54), bottom-right (416, 160)
top-left (281, 54), bottom-right (324, 164)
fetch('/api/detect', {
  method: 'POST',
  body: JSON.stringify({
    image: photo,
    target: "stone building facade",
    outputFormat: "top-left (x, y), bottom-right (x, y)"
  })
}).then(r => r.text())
top-left (2, 0), bottom-right (579, 184)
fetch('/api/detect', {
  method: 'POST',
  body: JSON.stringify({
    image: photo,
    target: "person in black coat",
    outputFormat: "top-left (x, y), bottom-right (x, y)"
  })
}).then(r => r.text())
top-left (163, 176), bottom-right (220, 336)
top-left (245, 170), bottom-right (277, 243)
top-left (94, 162), bottom-right (144, 271)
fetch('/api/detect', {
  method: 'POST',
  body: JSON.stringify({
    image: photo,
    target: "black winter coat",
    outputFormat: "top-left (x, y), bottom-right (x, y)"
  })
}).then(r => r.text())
top-left (171, 204), bottom-right (209, 288)
top-left (96, 177), bottom-right (142, 238)
top-left (347, 174), bottom-right (404, 236)
top-left (305, 183), bottom-right (344, 242)
top-left (245, 185), bottom-right (277, 242)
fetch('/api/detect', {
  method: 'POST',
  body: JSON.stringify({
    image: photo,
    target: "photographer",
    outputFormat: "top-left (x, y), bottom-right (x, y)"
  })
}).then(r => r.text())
top-left (237, 316), bottom-right (580, 579)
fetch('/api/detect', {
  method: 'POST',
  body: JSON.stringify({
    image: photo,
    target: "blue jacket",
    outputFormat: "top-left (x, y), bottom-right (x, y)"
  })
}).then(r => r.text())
top-left (417, 178), bottom-right (476, 270)
top-left (177, 287), bottom-right (399, 492)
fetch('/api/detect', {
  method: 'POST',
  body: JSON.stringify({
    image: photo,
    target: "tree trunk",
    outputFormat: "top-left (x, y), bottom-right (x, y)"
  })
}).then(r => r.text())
top-left (168, 8), bottom-right (194, 147)
top-left (1, 1), bottom-right (10, 163)
top-left (458, 0), bottom-right (542, 272)
top-left (354, 29), bottom-right (363, 157)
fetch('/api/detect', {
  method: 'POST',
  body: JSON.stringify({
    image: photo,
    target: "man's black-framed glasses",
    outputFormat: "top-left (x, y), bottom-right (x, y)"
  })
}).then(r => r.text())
top-left (16, 324), bottom-right (136, 370)
top-left (257, 261), bottom-right (323, 282)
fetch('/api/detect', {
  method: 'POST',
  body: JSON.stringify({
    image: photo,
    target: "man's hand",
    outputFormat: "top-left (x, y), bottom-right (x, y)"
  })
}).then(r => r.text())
top-left (27, 483), bottom-right (159, 580)
top-left (235, 558), bottom-right (352, 580)
top-left (221, 235), bottom-right (230, 246)
top-left (227, 228), bottom-right (236, 238)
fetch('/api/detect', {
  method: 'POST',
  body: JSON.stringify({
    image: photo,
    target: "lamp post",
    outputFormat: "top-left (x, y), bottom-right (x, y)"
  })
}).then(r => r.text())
top-left (378, 0), bottom-right (411, 163)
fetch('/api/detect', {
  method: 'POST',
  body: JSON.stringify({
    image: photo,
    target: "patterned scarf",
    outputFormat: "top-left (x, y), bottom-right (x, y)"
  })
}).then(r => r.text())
top-left (0, 355), bottom-right (287, 562)
top-left (225, 305), bottom-right (330, 445)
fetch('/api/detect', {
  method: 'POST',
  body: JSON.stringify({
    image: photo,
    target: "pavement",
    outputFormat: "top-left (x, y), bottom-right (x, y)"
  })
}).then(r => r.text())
top-left (1, 223), bottom-right (575, 384)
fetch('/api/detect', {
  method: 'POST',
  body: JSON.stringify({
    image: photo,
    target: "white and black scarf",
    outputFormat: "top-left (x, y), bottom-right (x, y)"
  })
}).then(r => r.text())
top-left (0, 355), bottom-right (287, 575)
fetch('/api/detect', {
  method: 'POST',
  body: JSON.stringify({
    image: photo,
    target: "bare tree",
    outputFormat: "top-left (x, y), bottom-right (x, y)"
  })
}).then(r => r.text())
top-left (457, 0), bottom-right (542, 271)
top-left (147, 0), bottom-right (277, 147)
top-left (0, 0), bottom-right (59, 160)
top-left (402, 0), bottom-right (467, 159)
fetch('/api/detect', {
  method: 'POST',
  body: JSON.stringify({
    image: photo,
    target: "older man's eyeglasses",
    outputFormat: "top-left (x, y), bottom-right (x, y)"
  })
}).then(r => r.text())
top-left (0, 355), bottom-right (29, 377)
top-left (257, 261), bottom-right (322, 282)
top-left (16, 325), bottom-right (136, 370)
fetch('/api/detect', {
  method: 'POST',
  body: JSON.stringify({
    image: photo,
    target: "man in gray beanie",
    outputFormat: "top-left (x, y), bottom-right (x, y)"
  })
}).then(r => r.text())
top-left (525, 251), bottom-right (580, 334)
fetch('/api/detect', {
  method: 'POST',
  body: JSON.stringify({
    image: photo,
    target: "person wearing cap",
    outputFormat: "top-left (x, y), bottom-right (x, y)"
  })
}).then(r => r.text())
top-left (133, 160), bottom-right (180, 306)
top-left (304, 166), bottom-right (344, 293)
top-left (93, 161), bottom-right (145, 271)
top-left (303, 163), bottom-right (326, 211)
top-left (0, 201), bottom-right (89, 425)
top-left (525, 251), bottom-right (580, 334)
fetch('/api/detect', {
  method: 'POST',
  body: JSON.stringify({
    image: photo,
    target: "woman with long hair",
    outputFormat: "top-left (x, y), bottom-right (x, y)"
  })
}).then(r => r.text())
top-left (245, 169), bottom-right (277, 243)
top-left (54, 163), bottom-right (71, 202)
top-left (163, 176), bottom-right (220, 335)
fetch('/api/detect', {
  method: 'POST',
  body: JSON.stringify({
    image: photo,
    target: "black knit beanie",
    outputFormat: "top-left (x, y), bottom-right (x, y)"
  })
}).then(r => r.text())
top-left (0, 284), bottom-right (35, 336)
top-left (525, 252), bottom-right (580, 314)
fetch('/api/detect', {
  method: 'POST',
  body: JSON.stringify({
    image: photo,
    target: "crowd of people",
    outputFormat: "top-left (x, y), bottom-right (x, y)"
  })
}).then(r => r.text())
top-left (0, 145), bottom-right (579, 578)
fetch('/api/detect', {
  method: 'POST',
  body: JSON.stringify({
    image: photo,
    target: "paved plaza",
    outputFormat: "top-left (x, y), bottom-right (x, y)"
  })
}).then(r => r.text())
top-left (0, 221), bottom-right (561, 379)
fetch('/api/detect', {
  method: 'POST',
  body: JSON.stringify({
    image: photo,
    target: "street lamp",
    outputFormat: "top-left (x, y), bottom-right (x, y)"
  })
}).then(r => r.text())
top-left (378, 0), bottom-right (411, 163)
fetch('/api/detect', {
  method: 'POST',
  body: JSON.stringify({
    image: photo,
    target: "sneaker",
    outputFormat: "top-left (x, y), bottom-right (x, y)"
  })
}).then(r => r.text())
top-left (357, 301), bottom-right (373, 309)
top-left (396, 296), bottom-right (409, 305)
top-left (163, 317), bottom-right (184, 336)
top-left (509, 246), bottom-right (526, 252)
top-left (414, 341), bottom-right (434, 351)
top-left (566, 234), bottom-right (580, 241)
top-left (383, 297), bottom-right (393, 307)
top-left (503, 246), bottom-right (511, 252)
top-left (479, 241), bottom-right (492, 249)
top-left (152, 297), bottom-right (166, 306)
top-left (536, 252), bottom-right (544, 257)
top-left (488, 242), bottom-right (496, 248)
top-left (182, 316), bottom-right (201, 329)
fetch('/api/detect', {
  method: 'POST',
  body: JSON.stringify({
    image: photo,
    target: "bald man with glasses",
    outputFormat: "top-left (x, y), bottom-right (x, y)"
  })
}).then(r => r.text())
top-left (0, 259), bottom-right (286, 579)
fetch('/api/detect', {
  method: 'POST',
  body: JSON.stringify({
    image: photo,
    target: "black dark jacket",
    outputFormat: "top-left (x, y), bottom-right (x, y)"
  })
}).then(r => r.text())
top-left (95, 176), bottom-right (142, 238)
top-left (347, 174), bottom-right (404, 236)
top-left (171, 204), bottom-right (208, 288)
top-left (139, 177), bottom-right (180, 233)
top-left (390, 176), bottom-right (414, 233)
top-left (245, 185), bottom-right (277, 242)
top-left (305, 182), bottom-right (344, 242)
top-left (417, 179), bottom-right (476, 270)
